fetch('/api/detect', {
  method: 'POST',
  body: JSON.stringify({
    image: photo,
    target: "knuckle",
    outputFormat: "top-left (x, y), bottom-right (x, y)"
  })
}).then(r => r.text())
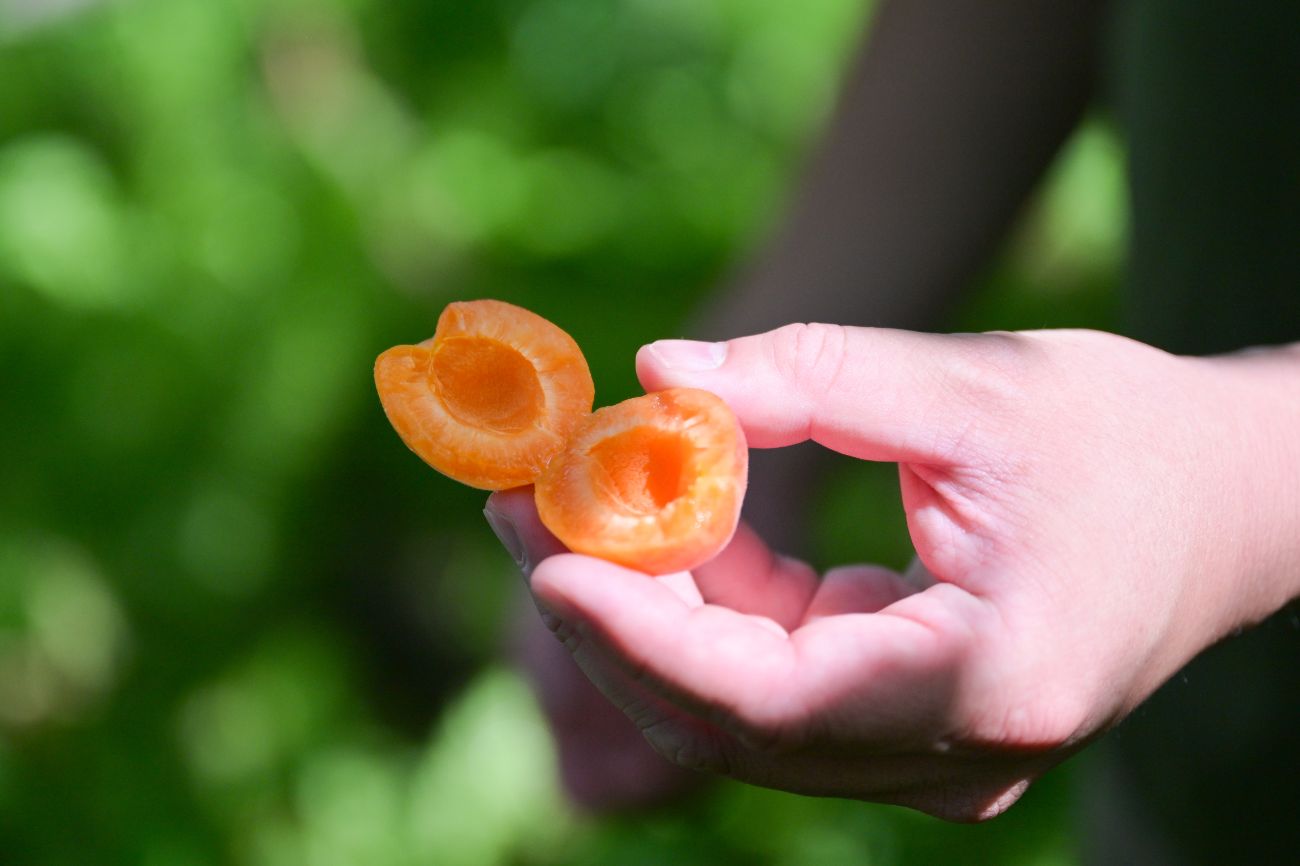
top-left (954, 687), bottom-right (1089, 756)
top-left (640, 719), bottom-right (732, 776)
top-left (615, 694), bottom-right (663, 731)
top-left (769, 322), bottom-right (849, 396)
top-left (923, 332), bottom-right (1043, 461)
top-left (938, 332), bottom-right (1039, 417)
top-left (547, 616), bottom-right (579, 650)
top-left (726, 704), bottom-right (805, 755)
top-left (729, 716), bottom-right (781, 753)
top-left (1000, 699), bottom-right (1087, 750)
top-left (618, 653), bottom-right (659, 699)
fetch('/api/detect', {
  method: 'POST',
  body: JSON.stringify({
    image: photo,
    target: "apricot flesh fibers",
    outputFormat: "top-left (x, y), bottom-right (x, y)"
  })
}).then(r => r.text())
top-left (536, 388), bottom-right (748, 575)
top-left (375, 300), bottom-right (747, 574)
top-left (374, 299), bottom-right (595, 490)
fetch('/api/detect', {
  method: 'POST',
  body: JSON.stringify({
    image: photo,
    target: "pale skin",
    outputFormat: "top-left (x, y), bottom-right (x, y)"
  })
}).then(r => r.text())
top-left (495, 0), bottom-right (1117, 816)
top-left (486, 324), bottom-right (1300, 821)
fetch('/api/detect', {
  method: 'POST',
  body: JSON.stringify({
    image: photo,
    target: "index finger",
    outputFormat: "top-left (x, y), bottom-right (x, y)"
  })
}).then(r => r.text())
top-left (637, 325), bottom-right (1018, 464)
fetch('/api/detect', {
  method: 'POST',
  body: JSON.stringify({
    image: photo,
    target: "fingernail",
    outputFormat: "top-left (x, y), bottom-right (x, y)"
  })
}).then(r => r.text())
top-left (647, 339), bottom-right (727, 372)
top-left (484, 507), bottom-right (529, 575)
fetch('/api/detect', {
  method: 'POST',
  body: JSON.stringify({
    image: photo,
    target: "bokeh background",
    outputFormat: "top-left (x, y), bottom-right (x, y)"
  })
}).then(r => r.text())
top-left (0, 0), bottom-right (1127, 863)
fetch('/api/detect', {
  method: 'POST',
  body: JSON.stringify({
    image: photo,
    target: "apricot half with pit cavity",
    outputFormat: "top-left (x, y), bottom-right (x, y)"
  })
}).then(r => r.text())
top-left (374, 299), bottom-right (595, 490)
top-left (535, 388), bottom-right (748, 575)
top-left (375, 300), bottom-right (747, 574)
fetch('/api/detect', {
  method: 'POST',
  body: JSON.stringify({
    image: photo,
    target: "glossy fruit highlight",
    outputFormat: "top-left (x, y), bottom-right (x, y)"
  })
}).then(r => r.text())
top-left (375, 301), bottom-right (747, 573)
top-left (535, 388), bottom-right (747, 575)
top-left (374, 299), bottom-right (595, 490)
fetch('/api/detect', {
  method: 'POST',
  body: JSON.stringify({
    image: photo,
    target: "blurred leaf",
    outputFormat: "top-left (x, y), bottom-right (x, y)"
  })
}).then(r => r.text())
top-left (0, 135), bottom-right (133, 308)
top-left (408, 666), bottom-right (568, 866)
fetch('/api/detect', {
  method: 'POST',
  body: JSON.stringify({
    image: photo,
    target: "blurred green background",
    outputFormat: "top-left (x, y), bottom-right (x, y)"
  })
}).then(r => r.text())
top-left (0, 0), bottom-right (1125, 863)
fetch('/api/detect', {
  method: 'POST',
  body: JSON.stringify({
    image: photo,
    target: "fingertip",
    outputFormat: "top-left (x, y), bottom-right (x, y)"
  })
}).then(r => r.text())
top-left (635, 342), bottom-right (673, 393)
top-left (692, 523), bottom-right (818, 630)
top-left (531, 553), bottom-right (664, 607)
top-left (530, 553), bottom-right (692, 652)
top-left (634, 343), bottom-right (660, 388)
top-left (638, 332), bottom-right (811, 448)
top-left (636, 339), bottom-right (728, 392)
top-left (801, 564), bottom-right (914, 622)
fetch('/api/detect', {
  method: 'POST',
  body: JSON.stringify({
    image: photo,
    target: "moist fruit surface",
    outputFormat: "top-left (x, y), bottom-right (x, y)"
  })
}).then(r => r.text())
top-left (535, 388), bottom-right (747, 575)
top-left (375, 300), bottom-right (747, 573)
top-left (374, 299), bottom-right (595, 490)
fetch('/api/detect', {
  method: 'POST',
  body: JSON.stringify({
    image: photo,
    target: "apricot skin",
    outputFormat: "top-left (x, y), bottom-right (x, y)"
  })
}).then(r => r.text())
top-left (535, 388), bottom-right (748, 575)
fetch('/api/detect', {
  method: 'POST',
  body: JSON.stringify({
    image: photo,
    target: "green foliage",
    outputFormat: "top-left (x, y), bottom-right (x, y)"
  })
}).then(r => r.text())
top-left (0, 0), bottom-right (1122, 863)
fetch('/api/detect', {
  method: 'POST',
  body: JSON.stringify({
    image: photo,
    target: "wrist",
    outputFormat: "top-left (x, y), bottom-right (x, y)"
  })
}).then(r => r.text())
top-left (1193, 342), bottom-right (1300, 635)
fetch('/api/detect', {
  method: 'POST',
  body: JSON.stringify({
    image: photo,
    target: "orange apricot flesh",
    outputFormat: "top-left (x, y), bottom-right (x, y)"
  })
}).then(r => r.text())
top-left (535, 388), bottom-right (748, 575)
top-left (374, 299), bottom-right (595, 490)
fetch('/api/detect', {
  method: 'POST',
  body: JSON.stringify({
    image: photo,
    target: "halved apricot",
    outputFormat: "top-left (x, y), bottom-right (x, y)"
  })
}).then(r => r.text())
top-left (374, 299), bottom-right (595, 490)
top-left (535, 388), bottom-right (748, 575)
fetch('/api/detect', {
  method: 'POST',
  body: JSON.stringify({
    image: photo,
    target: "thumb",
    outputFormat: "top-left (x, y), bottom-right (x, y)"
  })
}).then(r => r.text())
top-left (636, 323), bottom-right (1016, 463)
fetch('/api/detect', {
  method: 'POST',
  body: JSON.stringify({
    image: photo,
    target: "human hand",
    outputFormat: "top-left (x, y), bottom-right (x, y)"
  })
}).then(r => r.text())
top-left (505, 544), bottom-right (705, 811)
top-left (486, 325), bottom-right (1300, 821)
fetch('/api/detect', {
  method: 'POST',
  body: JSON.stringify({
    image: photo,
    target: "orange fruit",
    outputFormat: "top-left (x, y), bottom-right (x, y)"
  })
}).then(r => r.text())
top-left (374, 299), bottom-right (594, 490)
top-left (535, 388), bottom-right (747, 575)
top-left (375, 300), bottom-right (747, 573)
